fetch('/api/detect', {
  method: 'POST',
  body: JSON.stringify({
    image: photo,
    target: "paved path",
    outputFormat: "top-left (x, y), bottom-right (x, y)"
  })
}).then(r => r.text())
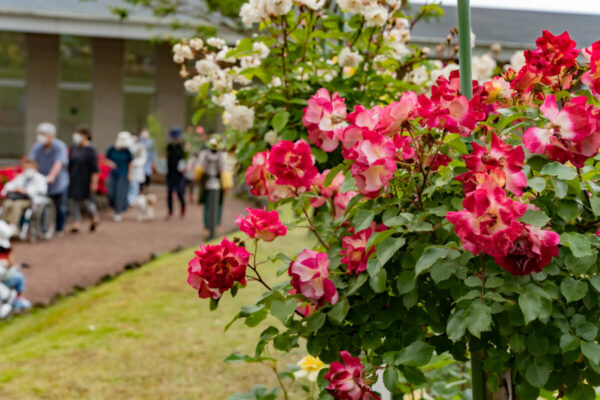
top-left (12, 187), bottom-right (250, 305)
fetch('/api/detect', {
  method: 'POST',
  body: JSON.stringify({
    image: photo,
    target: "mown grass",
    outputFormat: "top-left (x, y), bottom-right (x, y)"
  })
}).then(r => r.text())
top-left (0, 227), bottom-right (313, 400)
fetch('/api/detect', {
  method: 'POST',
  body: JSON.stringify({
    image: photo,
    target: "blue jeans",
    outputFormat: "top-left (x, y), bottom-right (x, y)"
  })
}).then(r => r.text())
top-left (49, 190), bottom-right (68, 232)
top-left (3, 271), bottom-right (25, 294)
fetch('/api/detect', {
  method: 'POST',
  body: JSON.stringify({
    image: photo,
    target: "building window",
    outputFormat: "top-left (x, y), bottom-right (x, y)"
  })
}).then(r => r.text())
top-left (58, 36), bottom-right (93, 143)
top-left (0, 32), bottom-right (26, 159)
top-left (123, 40), bottom-right (156, 134)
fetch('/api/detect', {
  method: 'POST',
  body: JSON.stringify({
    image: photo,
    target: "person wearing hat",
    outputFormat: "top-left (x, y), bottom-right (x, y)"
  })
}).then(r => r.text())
top-left (0, 221), bottom-right (31, 310)
top-left (105, 131), bottom-right (134, 222)
top-left (28, 122), bottom-right (69, 233)
top-left (166, 128), bottom-right (186, 218)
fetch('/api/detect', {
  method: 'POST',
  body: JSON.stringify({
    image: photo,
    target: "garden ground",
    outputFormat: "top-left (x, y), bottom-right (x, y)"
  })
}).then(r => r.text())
top-left (0, 226), bottom-right (312, 399)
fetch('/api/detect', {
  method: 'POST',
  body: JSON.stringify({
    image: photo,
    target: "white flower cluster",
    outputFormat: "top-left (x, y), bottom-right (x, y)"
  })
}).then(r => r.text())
top-left (224, 105), bottom-right (255, 132)
top-left (338, 48), bottom-right (363, 68)
top-left (240, 0), bottom-right (294, 27)
top-left (383, 18), bottom-right (411, 61)
top-left (509, 50), bottom-right (526, 71)
top-left (337, 0), bottom-right (398, 27)
top-left (471, 53), bottom-right (497, 82)
top-left (406, 62), bottom-right (460, 88)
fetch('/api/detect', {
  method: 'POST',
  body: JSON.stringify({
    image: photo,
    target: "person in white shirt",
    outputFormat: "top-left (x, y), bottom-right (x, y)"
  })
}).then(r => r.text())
top-left (1, 158), bottom-right (48, 233)
top-left (127, 134), bottom-right (148, 206)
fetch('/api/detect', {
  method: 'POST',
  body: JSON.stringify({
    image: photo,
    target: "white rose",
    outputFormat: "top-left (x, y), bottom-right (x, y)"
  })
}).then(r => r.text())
top-left (214, 93), bottom-right (238, 111)
top-left (173, 43), bottom-right (193, 59)
top-left (337, 0), bottom-right (363, 13)
top-left (253, 42), bottom-right (270, 59)
top-left (216, 47), bottom-right (236, 63)
top-left (189, 38), bottom-right (204, 51)
top-left (338, 47), bottom-right (363, 68)
top-left (184, 76), bottom-right (206, 92)
top-left (232, 71), bottom-right (252, 86)
top-left (297, 0), bottom-right (325, 10)
top-left (472, 53), bottom-right (496, 82)
top-left (207, 37), bottom-right (226, 49)
top-left (228, 105), bottom-right (255, 132)
top-left (240, 55), bottom-right (261, 69)
top-left (269, 77), bottom-right (282, 87)
top-left (510, 50), bottom-right (526, 71)
top-left (362, 4), bottom-right (388, 27)
top-left (390, 42), bottom-right (410, 60)
top-left (240, 2), bottom-right (261, 27)
top-left (173, 54), bottom-right (185, 64)
top-left (265, 0), bottom-right (293, 16)
top-left (264, 130), bottom-right (279, 145)
top-left (195, 59), bottom-right (217, 76)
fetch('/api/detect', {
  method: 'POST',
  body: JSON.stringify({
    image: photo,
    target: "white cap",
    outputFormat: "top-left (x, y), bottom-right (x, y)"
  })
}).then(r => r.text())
top-left (36, 122), bottom-right (57, 136)
top-left (115, 131), bottom-right (132, 148)
top-left (0, 220), bottom-right (11, 249)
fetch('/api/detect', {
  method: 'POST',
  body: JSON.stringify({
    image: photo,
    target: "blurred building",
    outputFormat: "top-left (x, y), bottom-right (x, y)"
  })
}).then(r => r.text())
top-left (0, 0), bottom-right (240, 160)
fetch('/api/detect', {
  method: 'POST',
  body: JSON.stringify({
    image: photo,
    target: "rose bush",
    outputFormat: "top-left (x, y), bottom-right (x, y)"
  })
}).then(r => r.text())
top-left (178, 1), bottom-right (600, 399)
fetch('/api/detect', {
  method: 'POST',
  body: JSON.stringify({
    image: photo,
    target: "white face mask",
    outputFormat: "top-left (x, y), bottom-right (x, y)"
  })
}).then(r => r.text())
top-left (72, 133), bottom-right (83, 145)
top-left (140, 130), bottom-right (150, 139)
top-left (23, 168), bottom-right (35, 178)
top-left (37, 134), bottom-right (48, 145)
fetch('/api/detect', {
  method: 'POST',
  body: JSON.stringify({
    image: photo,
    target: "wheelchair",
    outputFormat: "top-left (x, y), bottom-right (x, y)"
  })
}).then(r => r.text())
top-left (0, 196), bottom-right (56, 242)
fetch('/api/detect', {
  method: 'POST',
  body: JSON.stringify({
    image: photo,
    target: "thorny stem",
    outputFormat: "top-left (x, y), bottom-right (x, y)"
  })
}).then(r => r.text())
top-left (415, 130), bottom-right (448, 210)
top-left (480, 254), bottom-right (486, 300)
top-left (270, 362), bottom-right (290, 400)
top-left (302, 206), bottom-right (330, 249)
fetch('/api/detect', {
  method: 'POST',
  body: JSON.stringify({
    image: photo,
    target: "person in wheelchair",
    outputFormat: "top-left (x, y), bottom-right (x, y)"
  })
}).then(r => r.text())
top-left (0, 158), bottom-right (48, 236)
top-left (0, 221), bottom-right (31, 311)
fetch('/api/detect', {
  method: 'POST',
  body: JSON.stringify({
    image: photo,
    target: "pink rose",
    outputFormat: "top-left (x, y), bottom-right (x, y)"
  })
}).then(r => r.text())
top-left (303, 88), bottom-right (347, 152)
top-left (325, 351), bottom-right (381, 400)
top-left (341, 222), bottom-right (387, 275)
top-left (289, 250), bottom-right (338, 307)
top-left (236, 208), bottom-right (287, 242)
top-left (187, 238), bottom-right (250, 300)
top-left (268, 139), bottom-right (318, 190)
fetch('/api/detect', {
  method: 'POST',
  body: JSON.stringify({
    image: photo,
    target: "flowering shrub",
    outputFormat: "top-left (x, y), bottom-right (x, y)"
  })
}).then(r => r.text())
top-left (181, 2), bottom-right (600, 399)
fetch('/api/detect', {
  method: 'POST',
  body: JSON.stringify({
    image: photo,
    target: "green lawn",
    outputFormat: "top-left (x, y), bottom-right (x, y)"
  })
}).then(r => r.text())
top-left (0, 227), bottom-right (313, 400)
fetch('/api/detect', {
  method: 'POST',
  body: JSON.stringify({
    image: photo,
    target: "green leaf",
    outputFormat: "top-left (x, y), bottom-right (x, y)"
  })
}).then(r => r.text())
top-left (369, 269), bottom-right (387, 293)
top-left (551, 177), bottom-right (568, 199)
top-left (560, 333), bottom-right (580, 352)
top-left (590, 196), bottom-right (600, 217)
top-left (581, 341), bottom-right (600, 365)
top-left (271, 111), bottom-right (290, 132)
top-left (560, 277), bottom-right (588, 303)
top-left (525, 359), bottom-right (551, 387)
top-left (576, 322), bottom-right (598, 341)
top-left (569, 383), bottom-right (596, 400)
top-left (305, 311), bottom-right (326, 333)
top-left (519, 210), bottom-right (550, 227)
top-left (353, 209), bottom-right (375, 232)
top-left (323, 164), bottom-right (344, 188)
top-left (377, 236), bottom-right (405, 266)
top-left (447, 310), bottom-right (467, 342)
top-left (447, 136), bottom-right (468, 154)
top-left (383, 367), bottom-right (400, 392)
top-left (272, 111), bottom-right (289, 132)
top-left (270, 299), bottom-right (297, 324)
top-left (340, 173), bottom-right (357, 193)
top-left (527, 333), bottom-right (549, 357)
top-left (466, 302), bottom-right (492, 338)
top-left (528, 176), bottom-right (546, 192)
top-left (589, 275), bottom-right (600, 293)
top-left (556, 200), bottom-right (579, 222)
top-left (519, 293), bottom-right (541, 324)
top-left (396, 270), bottom-right (415, 295)
top-left (415, 247), bottom-right (455, 276)
top-left (328, 298), bottom-right (349, 325)
top-left (561, 232), bottom-right (592, 258)
top-left (395, 342), bottom-right (434, 367)
top-left (540, 162), bottom-right (577, 180)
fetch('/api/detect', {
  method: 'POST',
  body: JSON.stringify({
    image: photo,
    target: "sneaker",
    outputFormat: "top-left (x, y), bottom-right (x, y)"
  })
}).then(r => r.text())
top-left (14, 297), bottom-right (31, 310)
top-left (113, 214), bottom-right (122, 222)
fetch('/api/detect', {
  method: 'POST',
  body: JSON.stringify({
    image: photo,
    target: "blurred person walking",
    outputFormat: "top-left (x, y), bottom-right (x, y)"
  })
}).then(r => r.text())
top-left (127, 133), bottom-right (147, 205)
top-left (139, 128), bottom-right (155, 189)
top-left (67, 126), bottom-right (100, 233)
top-left (105, 131), bottom-right (133, 222)
top-left (28, 122), bottom-right (69, 233)
top-left (195, 135), bottom-right (232, 239)
top-left (166, 128), bottom-right (186, 218)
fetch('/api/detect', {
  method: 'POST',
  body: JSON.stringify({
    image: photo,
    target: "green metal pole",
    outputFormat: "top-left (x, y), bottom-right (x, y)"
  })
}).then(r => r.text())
top-left (457, 6), bottom-right (485, 399)
top-left (457, 0), bottom-right (473, 99)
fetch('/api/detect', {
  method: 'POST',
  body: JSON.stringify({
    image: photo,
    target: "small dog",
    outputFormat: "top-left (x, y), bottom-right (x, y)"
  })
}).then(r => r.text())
top-left (135, 194), bottom-right (157, 222)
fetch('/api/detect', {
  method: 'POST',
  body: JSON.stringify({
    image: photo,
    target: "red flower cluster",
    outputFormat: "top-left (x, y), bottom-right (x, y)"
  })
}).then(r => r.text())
top-left (289, 250), bottom-right (338, 307)
top-left (456, 132), bottom-right (526, 196)
top-left (340, 222), bottom-right (387, 275)
top-left (324, 351), bottom-right (380, 400)
top-left (187, 238), bottom-right (250, 299)
top-left (523, 95), bottom-right (600, 167)
top-left (583, 41), bottom-right (600, 98)
top-left (303, 88), bottom-right (347, 152)
top-left (417, 71), bottom-right (488, 137)
top-left (447, 134), bottom-right (560, 275)
top-left (235, 207), bottom-right (287, 242)
top-left (512, 31), bottom-right (579, 92)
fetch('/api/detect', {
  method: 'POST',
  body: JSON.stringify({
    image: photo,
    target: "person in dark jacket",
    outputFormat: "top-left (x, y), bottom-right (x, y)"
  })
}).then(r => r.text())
top-left (67, 126), bottom-right (99, 233)
top-left (166, 128), bottom-right (186, 218)
top-left (105, 131), bottom-right (133, 222)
